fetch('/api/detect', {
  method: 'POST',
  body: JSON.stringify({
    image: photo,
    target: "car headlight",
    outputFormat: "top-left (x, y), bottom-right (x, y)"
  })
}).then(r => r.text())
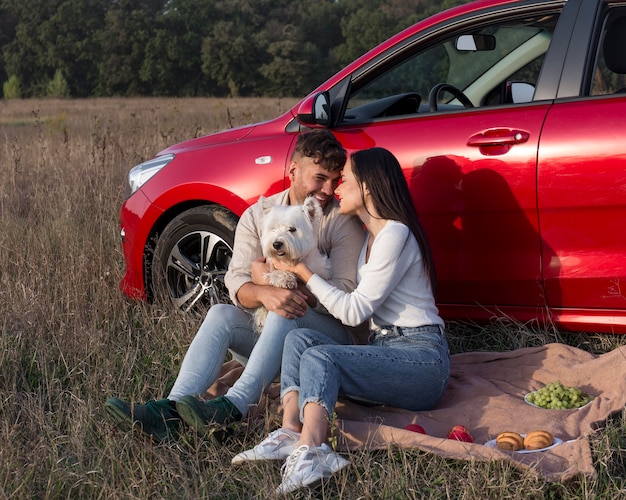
top-left (125, 153), bottom-right (175, 198)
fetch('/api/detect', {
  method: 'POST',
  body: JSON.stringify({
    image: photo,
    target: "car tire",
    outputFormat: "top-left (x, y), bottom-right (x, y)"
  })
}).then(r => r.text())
top-left (151, 205), bottom-right (238, 313)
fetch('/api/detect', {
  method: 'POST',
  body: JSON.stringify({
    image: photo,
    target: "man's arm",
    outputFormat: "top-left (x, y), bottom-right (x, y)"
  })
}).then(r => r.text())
top-left (236, 281), bottom-right (308, 318)
top-left (223, 204), bottom-right (263, 308)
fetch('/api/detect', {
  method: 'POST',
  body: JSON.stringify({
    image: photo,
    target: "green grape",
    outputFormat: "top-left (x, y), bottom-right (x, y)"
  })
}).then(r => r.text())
top-left (527, 381), bottom-right (592, 409)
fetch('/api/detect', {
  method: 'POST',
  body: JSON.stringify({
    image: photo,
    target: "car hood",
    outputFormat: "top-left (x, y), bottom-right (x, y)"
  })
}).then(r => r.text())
top-left (157, 123), bottom-right (257, 155)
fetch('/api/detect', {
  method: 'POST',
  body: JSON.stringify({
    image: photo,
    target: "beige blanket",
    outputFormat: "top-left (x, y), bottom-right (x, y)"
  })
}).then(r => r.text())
top-left (208, 343), bottom-right (626, 482)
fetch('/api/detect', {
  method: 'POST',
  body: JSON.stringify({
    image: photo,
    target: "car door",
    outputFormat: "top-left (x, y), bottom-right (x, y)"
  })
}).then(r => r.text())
top-left (329, 1), bottom-right (570, 322)
top-left (538, 0), bottom-right (626, 332)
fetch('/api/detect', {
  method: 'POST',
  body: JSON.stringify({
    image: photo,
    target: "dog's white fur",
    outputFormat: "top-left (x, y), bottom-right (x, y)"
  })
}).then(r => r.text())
top-left (253, 195), bottom-right (331, 332)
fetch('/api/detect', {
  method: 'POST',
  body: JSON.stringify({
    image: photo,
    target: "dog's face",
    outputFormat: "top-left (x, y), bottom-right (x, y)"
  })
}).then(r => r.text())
top-left (259, 196), bottom-right (323, 265)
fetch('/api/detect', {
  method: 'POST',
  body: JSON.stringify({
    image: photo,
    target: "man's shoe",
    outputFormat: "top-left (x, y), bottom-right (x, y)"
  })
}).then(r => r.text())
top-left (105, 397), bottom-right (180, 443)
top-left (231, 428), bottom-right (301, 464)
top-left (176, 395), bottom-right (243, 433)
top-left (276, 444), bottom-right (350, 494)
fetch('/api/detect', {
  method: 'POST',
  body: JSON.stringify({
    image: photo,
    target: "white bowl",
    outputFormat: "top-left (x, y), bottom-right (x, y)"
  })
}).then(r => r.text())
top-left (523, 391), bottom-right (593, 410)
top-left (484, 434), bottom-right (563, 453)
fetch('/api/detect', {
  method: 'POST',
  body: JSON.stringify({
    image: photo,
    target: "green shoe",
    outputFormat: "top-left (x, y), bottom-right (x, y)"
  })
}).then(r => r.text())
top-left (105, 397), bottom-right (181, 443)
top-left (176, 395), bottom-right (242, 437)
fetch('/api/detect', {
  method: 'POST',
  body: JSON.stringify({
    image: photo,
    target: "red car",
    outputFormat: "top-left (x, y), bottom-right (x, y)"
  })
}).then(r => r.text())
top-left (119, 0), bottom-right (626, 334)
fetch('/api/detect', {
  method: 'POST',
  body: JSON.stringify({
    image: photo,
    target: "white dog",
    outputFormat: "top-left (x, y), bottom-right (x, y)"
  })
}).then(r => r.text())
top-left (253, 195), bottom-right (332, 332)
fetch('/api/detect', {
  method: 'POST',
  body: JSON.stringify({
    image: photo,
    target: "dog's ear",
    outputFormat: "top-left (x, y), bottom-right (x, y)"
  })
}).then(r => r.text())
top-left (302, 196), bottom-right (323, 223)
top-left (258, 196), bottom-right (273, 216)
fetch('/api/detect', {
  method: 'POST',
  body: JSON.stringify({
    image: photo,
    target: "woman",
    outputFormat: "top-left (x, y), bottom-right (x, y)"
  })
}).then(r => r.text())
top-left (232, 147), bottom-right (450, 494)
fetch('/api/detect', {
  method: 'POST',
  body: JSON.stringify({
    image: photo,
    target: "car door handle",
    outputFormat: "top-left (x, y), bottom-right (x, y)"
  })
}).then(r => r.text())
top-left (467, 129), bottom-right (530, 147)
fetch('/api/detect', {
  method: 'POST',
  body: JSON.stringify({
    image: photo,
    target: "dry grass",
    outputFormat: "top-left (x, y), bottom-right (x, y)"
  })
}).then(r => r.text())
top-left (1, 97), bottom-right (625, 499)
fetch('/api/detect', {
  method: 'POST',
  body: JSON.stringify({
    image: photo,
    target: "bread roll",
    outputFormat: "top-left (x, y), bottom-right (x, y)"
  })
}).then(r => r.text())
top-left (523, 430), bottom-right (553, 450)
top-left (495, 431), bottom-right (524, 451)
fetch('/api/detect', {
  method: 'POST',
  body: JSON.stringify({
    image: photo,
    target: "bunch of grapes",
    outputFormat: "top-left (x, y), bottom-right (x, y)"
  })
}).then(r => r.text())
top-left (526, 381), bottom-right (592, 409)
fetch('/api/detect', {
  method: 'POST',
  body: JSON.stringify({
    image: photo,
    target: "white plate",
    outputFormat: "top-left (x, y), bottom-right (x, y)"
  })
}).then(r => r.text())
top-left (524, 391), bottom-right (593, 410)
top-left (484, 434), bottom-right (563, 453)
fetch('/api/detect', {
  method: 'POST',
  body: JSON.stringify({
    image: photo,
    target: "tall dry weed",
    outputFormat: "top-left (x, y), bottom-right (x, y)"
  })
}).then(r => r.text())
top-left (0, 98), bottom-right (624, 498)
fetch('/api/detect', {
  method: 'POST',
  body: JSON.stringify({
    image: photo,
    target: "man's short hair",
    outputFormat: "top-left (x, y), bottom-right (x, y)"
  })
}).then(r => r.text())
top-left (292, 129), bottom-right (346, 172)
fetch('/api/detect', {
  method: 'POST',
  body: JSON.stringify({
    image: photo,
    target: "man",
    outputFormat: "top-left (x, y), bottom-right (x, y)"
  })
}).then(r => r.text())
top-left (105, 129), bottom-right (365, 442)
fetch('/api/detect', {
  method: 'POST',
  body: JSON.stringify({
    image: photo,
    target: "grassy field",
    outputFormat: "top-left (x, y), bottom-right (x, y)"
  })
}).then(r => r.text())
top-left (1, 97), bottom-right (625, 499)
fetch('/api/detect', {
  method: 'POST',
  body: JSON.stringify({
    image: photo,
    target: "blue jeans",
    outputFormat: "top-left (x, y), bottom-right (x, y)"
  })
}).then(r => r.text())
top-left (280, 326), bottom-right (450, 421)
top-left (168, 304), bottom-right (352, 416)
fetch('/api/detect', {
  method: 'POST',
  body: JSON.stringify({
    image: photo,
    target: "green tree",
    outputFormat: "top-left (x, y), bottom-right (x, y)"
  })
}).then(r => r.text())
top-left (331, 0), bottom-right (409, 68)
top-left (1, 0), bottom-right (105, 97)
top-left (95, 0), bottom-right (164, 96)
top-left (330, 0), bottom-right (469, 69)
top-left (201, 0), bottom-right (280, 96)
top-left (421, 0), bottom-right (469, 19)
top-left (46, 69), bottom-right (70, 97)
top-left (259, 38), bottom-right (320, 96)
top-left (292, 0), bottom-right (346, 90)
top-left (0, 3), bottom-right (17, 86)
top-left (44, 0), bottom-right (106, 97)
top-left (257, 3), bottom-right (317, 96)
top-left (2, 74), bottom-right (21, 98)
top-left (1, 0), bottom-right (62, 96)
top-left (0, 0), bottom-right (467, 98)
top-left (201, 0), bottom-right (346, 97)
top-left (140, 0), bottom-right (216, 96)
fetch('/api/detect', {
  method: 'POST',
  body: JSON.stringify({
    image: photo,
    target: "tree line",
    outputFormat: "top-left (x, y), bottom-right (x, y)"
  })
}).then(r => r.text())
top-left (0, 0), bottom-right (466, 98)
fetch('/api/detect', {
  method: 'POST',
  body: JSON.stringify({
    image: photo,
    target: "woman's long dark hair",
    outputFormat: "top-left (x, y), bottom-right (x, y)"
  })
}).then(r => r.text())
top-left (350, 147), bottom-right (437, 294)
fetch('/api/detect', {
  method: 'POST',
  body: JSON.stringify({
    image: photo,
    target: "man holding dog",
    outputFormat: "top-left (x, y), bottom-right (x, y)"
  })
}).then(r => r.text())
top-left (105, 129), bottom-right (365, 442)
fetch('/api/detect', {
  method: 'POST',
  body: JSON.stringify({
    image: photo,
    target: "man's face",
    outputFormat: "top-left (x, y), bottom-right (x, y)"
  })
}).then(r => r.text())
top-left (288, 154), bottom-right (342, 209)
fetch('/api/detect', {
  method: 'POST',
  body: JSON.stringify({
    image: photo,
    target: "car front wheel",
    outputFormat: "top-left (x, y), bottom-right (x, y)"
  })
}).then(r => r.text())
top-left (151, 205), bottom-right (238, 313)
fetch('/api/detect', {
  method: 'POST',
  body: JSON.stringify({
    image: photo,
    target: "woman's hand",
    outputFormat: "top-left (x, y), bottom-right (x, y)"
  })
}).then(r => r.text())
top-left (273, 260), bottom-right (314, 284)
top-left (272, 259), bottom-right (296, 273)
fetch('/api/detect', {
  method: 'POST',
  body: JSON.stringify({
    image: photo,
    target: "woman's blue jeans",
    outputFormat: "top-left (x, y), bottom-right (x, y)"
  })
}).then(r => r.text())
top-left (280, 326), bottom-right (450, 422)
top-left (167, 304), bottom-right (352, 416)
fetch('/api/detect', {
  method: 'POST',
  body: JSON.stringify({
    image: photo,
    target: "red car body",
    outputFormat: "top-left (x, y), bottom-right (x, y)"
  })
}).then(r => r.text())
top-left (120, 0), bottom-right (626, 333)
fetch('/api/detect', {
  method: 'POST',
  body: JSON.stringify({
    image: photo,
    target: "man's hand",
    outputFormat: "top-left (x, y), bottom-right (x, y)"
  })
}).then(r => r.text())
top-left (257, 286), bottom-right (309, 319)
top-left (250, 257), bottom-right (270, 285)
top-left (297, 281), bottom-right (318, 308)
top-left (236, 280), bottom-right (309, 319)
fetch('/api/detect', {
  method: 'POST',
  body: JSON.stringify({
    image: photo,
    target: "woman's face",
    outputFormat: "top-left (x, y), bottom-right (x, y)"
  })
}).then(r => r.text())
top-left (335, 159), bottom-right (364, 216)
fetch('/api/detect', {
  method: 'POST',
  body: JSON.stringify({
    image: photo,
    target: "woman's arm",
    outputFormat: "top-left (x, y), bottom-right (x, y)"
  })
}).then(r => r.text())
top-left (279, 223), bottom-right (418, 326)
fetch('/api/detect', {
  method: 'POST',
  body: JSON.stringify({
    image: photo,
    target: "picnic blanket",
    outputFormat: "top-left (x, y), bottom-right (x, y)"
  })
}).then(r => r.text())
top-left (206, 343), bottom-right (626, 482)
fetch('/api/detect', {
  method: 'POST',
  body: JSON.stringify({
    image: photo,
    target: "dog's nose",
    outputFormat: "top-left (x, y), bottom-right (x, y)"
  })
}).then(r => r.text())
top-left (273, 241), bottom-right (283, 250)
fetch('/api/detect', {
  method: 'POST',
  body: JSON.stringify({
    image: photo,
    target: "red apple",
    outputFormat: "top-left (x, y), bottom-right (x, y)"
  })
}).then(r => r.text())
top-left (446, 425), bottom-right (473, 443)
top-left (404, 424), bottom-right (426, 434)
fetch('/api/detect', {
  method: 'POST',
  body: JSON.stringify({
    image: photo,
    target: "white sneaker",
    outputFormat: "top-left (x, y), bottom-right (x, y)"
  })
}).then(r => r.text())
top-left (276, 444), bottom-right (350, 494)
top-left (231, 428), bottom-right (301, 464)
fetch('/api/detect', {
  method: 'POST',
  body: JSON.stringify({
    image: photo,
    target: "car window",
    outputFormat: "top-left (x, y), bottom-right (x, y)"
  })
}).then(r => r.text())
top-left (590, 10), bottom-right (626, 96)
top-left (343, 13), bottom-right (559, 121)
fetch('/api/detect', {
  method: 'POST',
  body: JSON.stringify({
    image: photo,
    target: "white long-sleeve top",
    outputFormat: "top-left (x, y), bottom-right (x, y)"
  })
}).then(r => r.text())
top-left (306, 220), bottom-right (443, 330)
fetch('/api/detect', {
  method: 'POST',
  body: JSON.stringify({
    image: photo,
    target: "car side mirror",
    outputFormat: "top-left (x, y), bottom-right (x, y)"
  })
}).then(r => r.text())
top-left (509, 82), bottom-right (535, 103)
top-left (456, 34), bottom-right (496, 51)
top-left (296, 92), bottom-right (331, 127)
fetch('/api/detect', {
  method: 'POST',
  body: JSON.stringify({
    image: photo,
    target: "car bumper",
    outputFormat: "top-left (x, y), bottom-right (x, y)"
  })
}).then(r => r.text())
top-left (119, 189), bottom-right (164, 300)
